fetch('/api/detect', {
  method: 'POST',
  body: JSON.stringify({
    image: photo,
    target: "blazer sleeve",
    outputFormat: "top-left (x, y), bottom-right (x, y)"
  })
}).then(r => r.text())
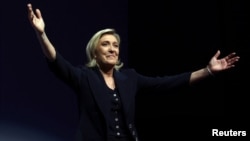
top-left (134, 69), bottom-right (192, 91)
top-left (46, 51), bottom-right (85, 92)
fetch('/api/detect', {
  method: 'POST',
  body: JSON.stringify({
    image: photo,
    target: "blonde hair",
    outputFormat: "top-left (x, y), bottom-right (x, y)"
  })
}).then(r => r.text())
top-left (85, 28), bottom-right (123, 70)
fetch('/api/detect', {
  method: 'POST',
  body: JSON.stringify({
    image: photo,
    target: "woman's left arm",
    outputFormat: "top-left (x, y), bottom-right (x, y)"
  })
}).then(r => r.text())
top-left (190, 50), bottom-right (240, 85)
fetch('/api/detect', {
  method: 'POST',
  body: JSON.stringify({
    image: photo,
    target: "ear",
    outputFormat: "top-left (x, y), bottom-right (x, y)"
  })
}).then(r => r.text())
top-left (93, 50), bottom-right (97, 58)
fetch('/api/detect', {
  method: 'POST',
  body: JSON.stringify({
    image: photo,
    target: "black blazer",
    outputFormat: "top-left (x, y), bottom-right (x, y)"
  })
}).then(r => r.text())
top-left (47, 52), bottom-right (191, 141)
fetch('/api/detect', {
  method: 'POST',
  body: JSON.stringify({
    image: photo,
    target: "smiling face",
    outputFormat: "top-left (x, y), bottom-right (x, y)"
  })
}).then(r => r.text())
top-left (94, 34), bottom-right (120, 69)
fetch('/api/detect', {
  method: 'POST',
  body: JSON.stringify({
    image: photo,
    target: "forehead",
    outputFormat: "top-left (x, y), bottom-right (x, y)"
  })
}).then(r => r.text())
top-left (100, 34), bottom-right (118, 42)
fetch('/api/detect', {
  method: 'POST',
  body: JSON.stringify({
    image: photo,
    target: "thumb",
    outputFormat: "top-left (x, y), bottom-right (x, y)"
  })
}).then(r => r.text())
top-left (213, 50), bottom-right (220, 59)
top-left (35, 9), bottom-right (43, 19)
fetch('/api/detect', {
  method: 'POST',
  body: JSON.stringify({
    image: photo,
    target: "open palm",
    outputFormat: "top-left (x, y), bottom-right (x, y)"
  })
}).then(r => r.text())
top-left (27, 3), bottom-right (45, 34)
top-left (209, 50), bottom-right (240, 73)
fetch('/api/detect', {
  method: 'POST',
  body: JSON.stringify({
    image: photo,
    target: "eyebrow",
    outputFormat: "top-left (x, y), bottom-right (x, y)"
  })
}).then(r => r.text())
top-left (101, 40), bottom-right (118, 44)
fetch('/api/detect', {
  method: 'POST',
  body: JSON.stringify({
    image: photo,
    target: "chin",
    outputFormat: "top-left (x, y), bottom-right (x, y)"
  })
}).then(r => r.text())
top-left (106, 60), bottom-right (117, 64)
top-left (108, 62), bottom-right (117, 66)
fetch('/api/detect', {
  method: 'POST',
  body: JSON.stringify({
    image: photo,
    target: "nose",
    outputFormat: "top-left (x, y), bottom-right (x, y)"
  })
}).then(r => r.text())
top-left (109, 45), bottom-right (115, 51)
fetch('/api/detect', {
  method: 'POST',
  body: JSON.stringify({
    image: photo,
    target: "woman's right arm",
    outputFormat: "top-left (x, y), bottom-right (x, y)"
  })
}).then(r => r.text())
top-left (27, 3), bottom-right (85, 92)
top-left (27, 3), bottom-right (56, 61)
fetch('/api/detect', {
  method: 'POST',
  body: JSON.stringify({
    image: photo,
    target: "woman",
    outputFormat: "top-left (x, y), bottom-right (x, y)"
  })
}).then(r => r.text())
top-left (27, 3), bottom-right (239, 141)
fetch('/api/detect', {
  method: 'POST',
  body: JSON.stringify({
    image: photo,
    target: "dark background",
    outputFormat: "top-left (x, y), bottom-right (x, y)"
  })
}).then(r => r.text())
top-left (1, 0), bottom-right (249, 140)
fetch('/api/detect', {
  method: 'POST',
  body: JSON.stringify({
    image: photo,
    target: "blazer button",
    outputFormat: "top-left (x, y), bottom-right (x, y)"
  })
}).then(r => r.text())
top-left (128, 124), bottom-right (132, 129)
top-left (132, 130), bottom-right (136, 136)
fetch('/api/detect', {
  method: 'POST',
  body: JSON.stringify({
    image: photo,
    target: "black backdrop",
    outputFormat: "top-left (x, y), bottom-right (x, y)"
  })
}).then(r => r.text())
top-left (1, 0), bottom-right (249, 140)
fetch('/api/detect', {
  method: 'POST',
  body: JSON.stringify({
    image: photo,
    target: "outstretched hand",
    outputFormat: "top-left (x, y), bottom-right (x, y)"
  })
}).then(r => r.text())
top-left (208, 50), bottom-right (240, 74)
top-left (27, 3), bottom-right (45, 34)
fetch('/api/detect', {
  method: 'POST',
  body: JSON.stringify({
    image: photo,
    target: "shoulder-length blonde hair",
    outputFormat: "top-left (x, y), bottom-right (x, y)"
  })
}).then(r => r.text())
top-left (85, 28), bottom-right (124, 70)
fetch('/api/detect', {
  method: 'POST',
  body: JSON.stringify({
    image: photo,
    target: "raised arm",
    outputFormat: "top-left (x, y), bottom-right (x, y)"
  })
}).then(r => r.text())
top-left (27, 3), bottom-right (56, 61)
top-left (190, 50), bottom-right (240, 85)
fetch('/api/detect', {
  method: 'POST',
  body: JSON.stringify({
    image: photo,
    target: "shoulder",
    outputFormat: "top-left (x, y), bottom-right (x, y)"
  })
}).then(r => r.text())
top-left (116, 68), bottom-right (139, 78)
top-left (78, 65), bottom-right (97, 73)
top-left (119, 68), bottom-right (137, 74)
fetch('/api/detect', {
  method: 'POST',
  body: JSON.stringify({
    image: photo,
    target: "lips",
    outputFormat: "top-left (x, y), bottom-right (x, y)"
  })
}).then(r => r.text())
top-left (106, 55), bottom-right (116, 58)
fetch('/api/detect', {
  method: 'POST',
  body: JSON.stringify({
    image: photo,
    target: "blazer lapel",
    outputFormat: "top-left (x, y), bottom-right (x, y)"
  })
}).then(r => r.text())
top-left (87, 68), bottom-right (110, 119)
top-left (114, 71), bottom-right (133, 119)
top-left (87, 68), bottom-right (134, 122)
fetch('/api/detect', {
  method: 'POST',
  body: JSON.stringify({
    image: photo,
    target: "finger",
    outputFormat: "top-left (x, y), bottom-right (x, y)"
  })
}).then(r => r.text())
top-left (35, 9), bottom-right (42, 19)
top-left (27, 3), bottom-right (35, 19)
top-left (231, 57), bottom-right (240, 63)
top-left (227, 57), bottom-right (239, 66)
top-left (225, 52), bottom-right (238, 61)
top-left (27, 3), bottom-right (33, 14)
top-left (27, 3), bottom-right (32, 9)
top-left (227, 52), bottom-right (236, 58)
top-left (213, 50), bottom-right (220, 59)
top-left (225, 65), bottom-right (234, 70)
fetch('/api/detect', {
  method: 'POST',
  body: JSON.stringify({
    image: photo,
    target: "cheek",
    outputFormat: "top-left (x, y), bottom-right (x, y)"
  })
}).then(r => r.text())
top-left (95, 48), bottom-right (105, 56)
top-left (99, 48), bottom-right (109, 54)
top-left (96, 52), bottom-right (103, 59)
top-left (116, 49), bottom-right (120, 55)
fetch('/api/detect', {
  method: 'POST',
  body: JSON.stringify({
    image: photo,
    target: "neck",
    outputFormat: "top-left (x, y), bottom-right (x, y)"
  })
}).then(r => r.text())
top-left (98, 66), bottom-right (116, 90)
top-left (98, 66), bottom-right (114, 77)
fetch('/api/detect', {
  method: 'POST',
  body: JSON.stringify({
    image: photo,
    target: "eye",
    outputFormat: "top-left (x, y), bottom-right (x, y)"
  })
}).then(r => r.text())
top-left (113, 44), bottom-right (119, 48)
top-left (101, 43), bottom-right (109, 46)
